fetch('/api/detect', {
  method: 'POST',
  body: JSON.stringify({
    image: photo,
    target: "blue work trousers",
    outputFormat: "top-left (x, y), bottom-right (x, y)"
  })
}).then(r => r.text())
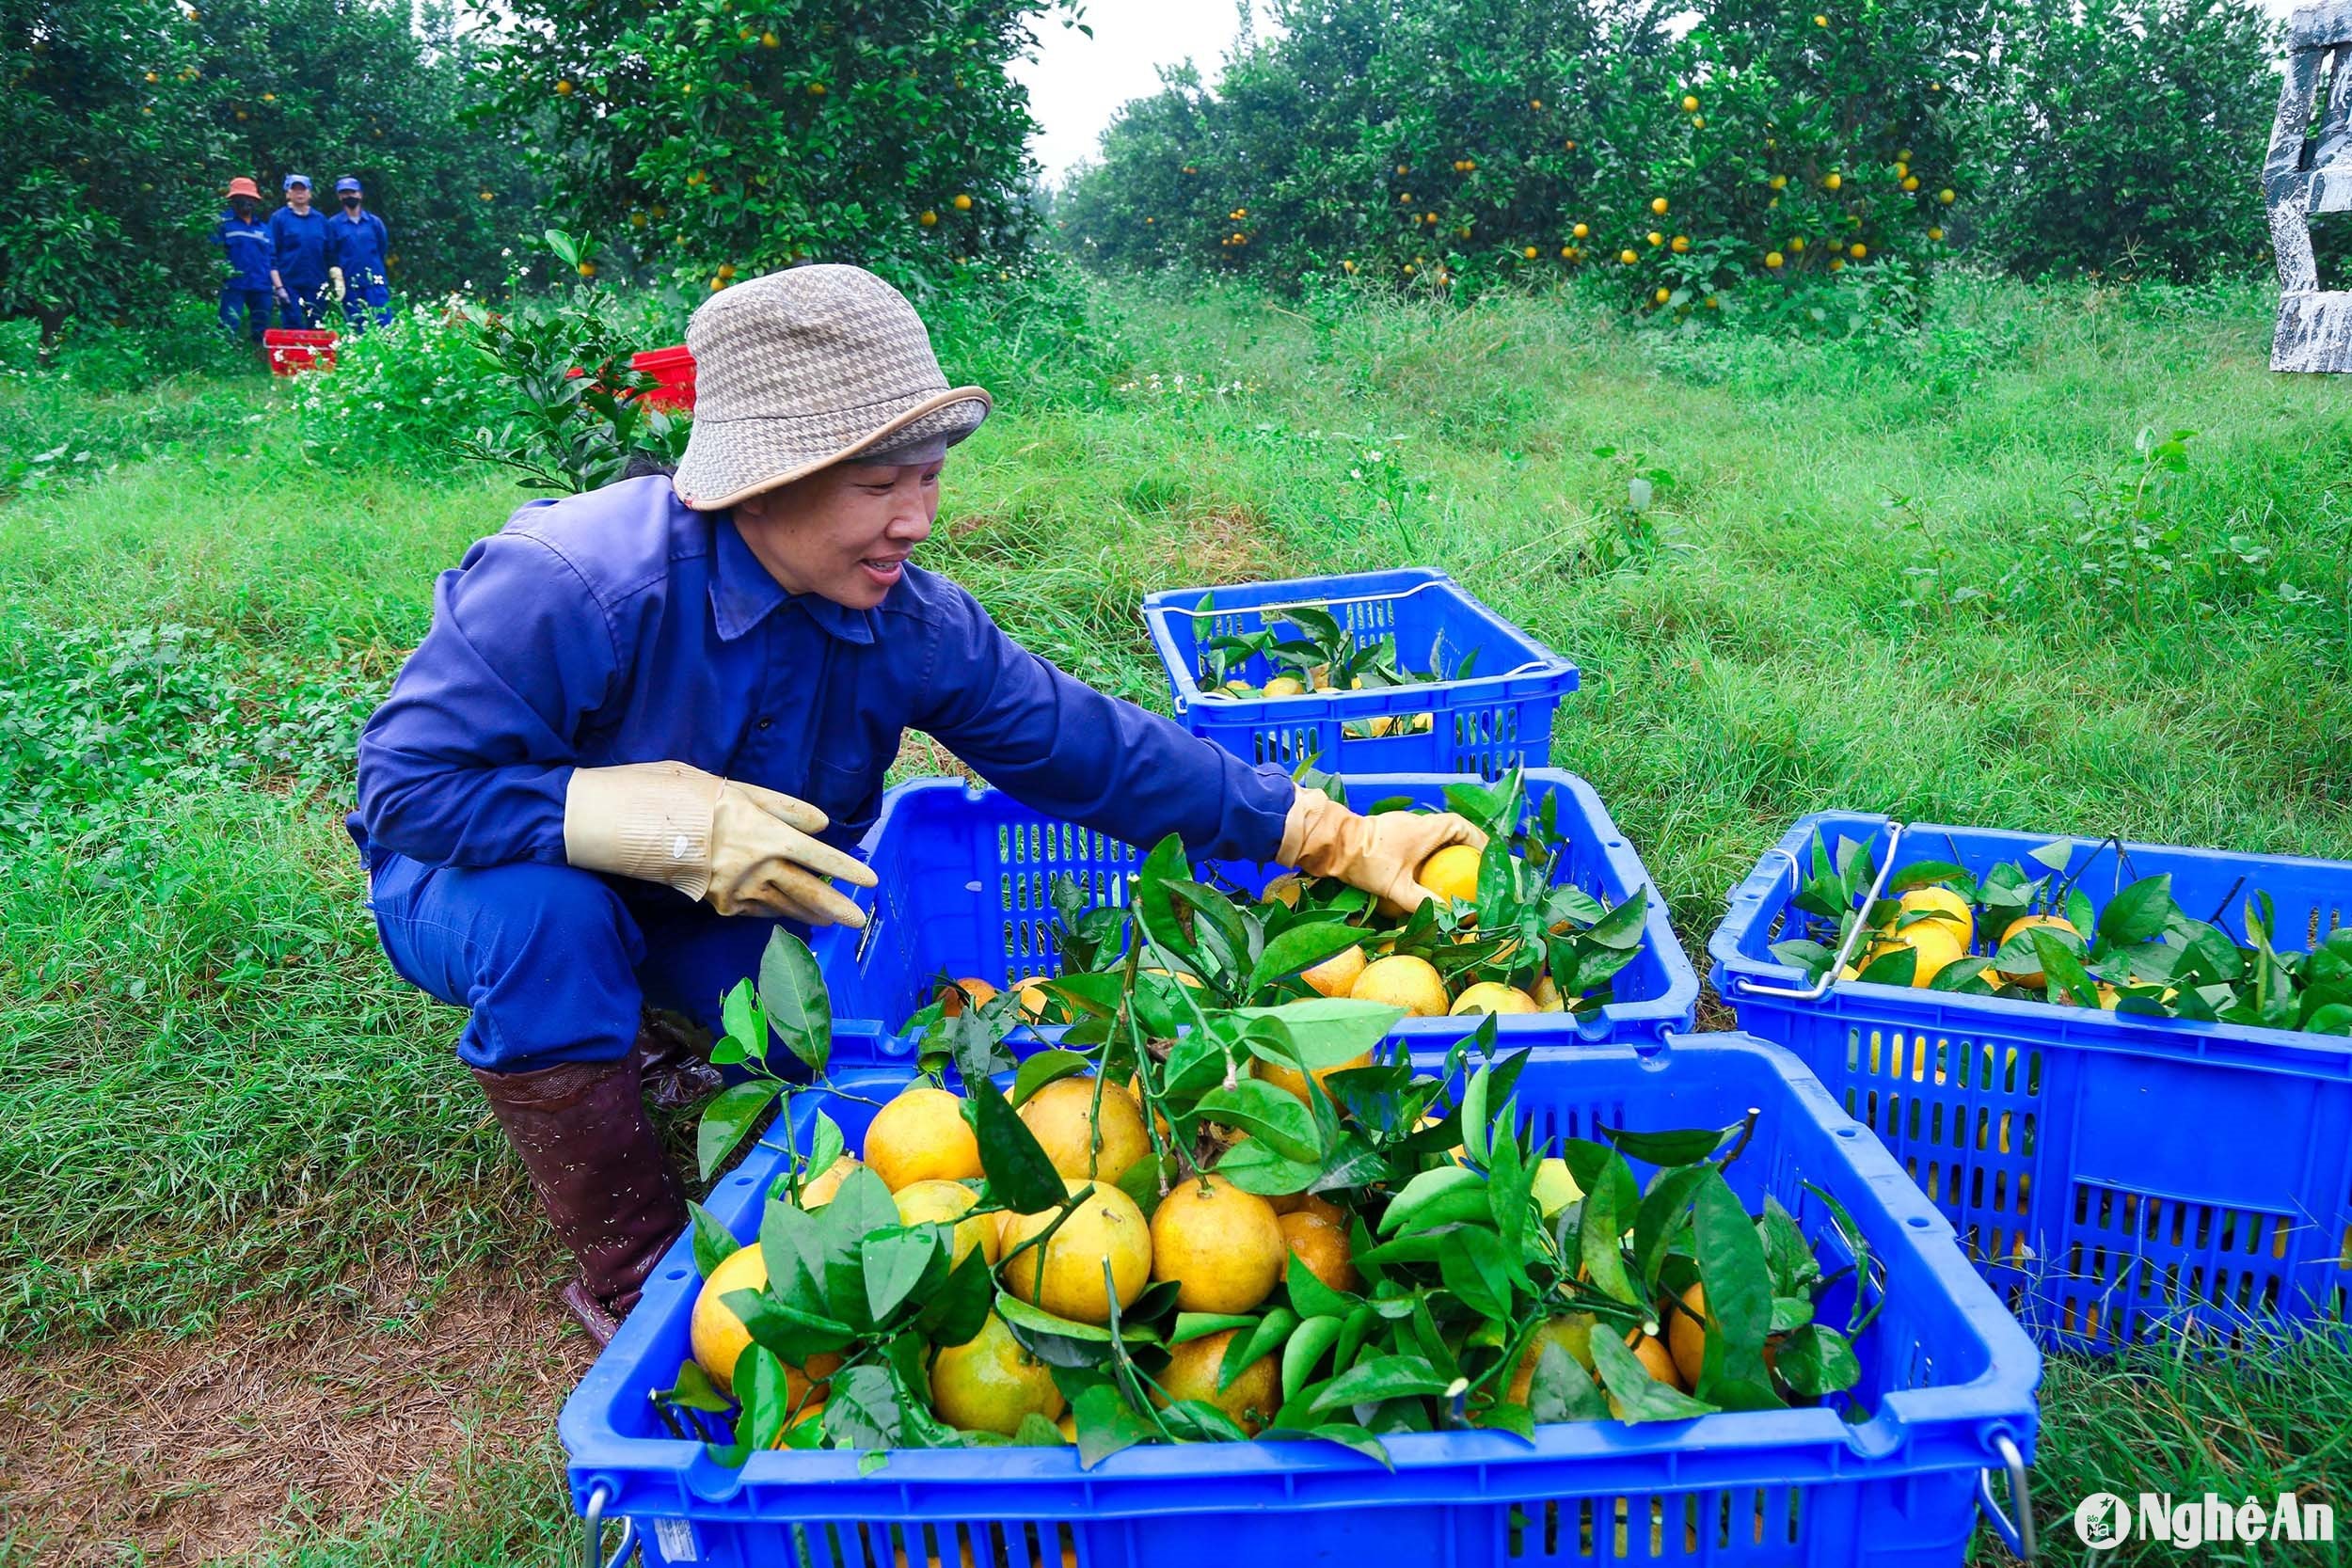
top-left (366, 850), bottom-right (787, 1073)
top-left (276, 286), bottom-right (331, 331)
top-left (342, 282), bottom-right (392, 332)
top-left (219, 284), bottom-right (271, 342)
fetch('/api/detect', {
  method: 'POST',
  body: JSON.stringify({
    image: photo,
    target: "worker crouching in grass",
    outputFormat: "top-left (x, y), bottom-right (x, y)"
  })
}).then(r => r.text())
top-left (347, 264), bottom-right (1485, 1340)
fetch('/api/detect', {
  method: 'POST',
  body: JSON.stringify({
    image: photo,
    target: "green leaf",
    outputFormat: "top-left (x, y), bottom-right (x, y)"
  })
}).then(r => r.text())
top-left (756, 927), bottom-right (832, 1076)
top-left (1012, 1412), bottom-right (1068, 1448)
top-left (1170, 1312), bottom-right (1260, 1346)
top-left (722, 1288), bottom-right (858, 1366)
top-left (1528, 1339), bottom-right (1609, 1423)
top-left (1631, 1164), bottom-right (1709, 1290)
top-left (689, 1200), bottom-right (740, 1278)
top-left (914, 1247), bottom-right (995, 1349)
top-left (739, 1343), bottom-right (791, 1451)
top-left (816, 1165), bottom-right (900, 1257)
top-left (1248, 921), bottom-right (1370, 997)
top-left (1756, 1196), bottom-right (1820, 1298)
top-left (1600, 1121), bottom-right (1744, 1167)
top-left (862, 1226), bottom-right (947, 1324)
top-left (1132, 834), bottom-right (1200, 964)
top-left (1459, 1063), bottom-right (1495, 1168)
top-left (1774, 1323), bottom-right (1863, 1397)
top-left (1009, 1050), bottom-right (1093, 1107)
top-left (1855, 943), bottom-right (1916, 987)
top-left (1281, 1315), bottom-right (1346, 1402)
top-left (718, 979), bottom-right (768, 1066)
top-left (1231, 996), bottom-right (1405, 1066)
top-left (1224, 1308), bottom-right (1298, 1389)
top-left (1438, 1225), bottom-right (1517, 1322)
top-left (1769, 1297), bottom-right (1815, 1333)
top-left (1286, 1249), bottom-right (1360, 1321)
top-left (1070, 1381), bottom-right (1154, 1468)
top-left (1210, 1132), bottom-right (1327, 1197)
top-left (2027, 840), bottom-right (2074, 872)
top-left (1378, 1166), bottom-right (1486, 1235)
top-left (1691, 1170), bottom-right (1776, 1398)
top-left (655, 1358), bottom-right (735, 1416)
top-left (2031, 928), bottom-right (2102, 1007)
top-left (1590, 1331), bottom-right (1716, 1424)
top-left (1584, 886), bottom-right (1648, 950)
top-left (1196, 1078), bottom-right (1325, 1163)
top-left (1577, 1152), bottom-right (1647, 1311)
top-left (696, 1080), bottom-right (781, 1182)
top-left (1309, 1354), bottom-right (1452, 1414)
top-left (962, 1071), bottom-right (1067, 1214)
top-left (2098, 874), bottom-right (2177, 944)
top-left (1886, 861), bottom-right (1969, 894)
top-left (758, 1195), bottom-right (830, 1314)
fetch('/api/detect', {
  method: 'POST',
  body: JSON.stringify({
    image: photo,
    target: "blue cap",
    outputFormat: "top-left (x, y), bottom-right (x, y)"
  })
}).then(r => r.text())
top-left (283, 172), bottom-right (312, 191)
top-left (335, 176), bottom-right (362, 195)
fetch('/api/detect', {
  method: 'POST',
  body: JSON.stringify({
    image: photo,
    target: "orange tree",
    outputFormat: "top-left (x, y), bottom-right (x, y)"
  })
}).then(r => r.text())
top-left (1625, 0), bottom-right (1991, 326)
top-left (1058, 0), bottom-right (1988, 325)
top-left (1, 0), bottom-right (216, 337)
top-left (485, 0), bottom-right (1086, 293)
top-left (1973, 0), bottom-right (2277, 282)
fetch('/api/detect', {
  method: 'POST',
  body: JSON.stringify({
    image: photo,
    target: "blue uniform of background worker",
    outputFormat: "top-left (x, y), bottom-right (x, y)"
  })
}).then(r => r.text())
top-left (326, 176), bottom-right (391, 331)
top-left (350, 264), bottom-right (1480, 1340)
top-left (266, 173), bottom-right (333, 329)
top-left (212, 176), bottom-right (272, 344)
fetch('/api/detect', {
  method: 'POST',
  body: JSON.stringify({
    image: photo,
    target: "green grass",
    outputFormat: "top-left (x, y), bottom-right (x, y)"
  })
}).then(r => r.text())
top-left (3, 271), bottom-right (2348, 1560)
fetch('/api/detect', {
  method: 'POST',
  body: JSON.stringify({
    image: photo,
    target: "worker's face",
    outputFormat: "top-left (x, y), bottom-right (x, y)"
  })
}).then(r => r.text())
top-left (287, 183), bottom-right (311, 211)
top-left (231, 196), bottom-right (256, 219)
top-left (733, 458), bottom-right (943, 610)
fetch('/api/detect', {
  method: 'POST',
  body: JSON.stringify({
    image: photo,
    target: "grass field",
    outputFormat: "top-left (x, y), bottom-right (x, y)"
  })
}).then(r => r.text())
top-left (2, 273), bottom-right (2347, 1563)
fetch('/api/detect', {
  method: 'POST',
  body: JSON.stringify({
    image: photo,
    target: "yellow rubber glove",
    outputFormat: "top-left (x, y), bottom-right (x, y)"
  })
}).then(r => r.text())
top-left (563, 761), bottom-right (879, 927)
top-left (1276, 786), bottom-right (1489, 915)
top-left (329, 266), bottom-right (346, 301)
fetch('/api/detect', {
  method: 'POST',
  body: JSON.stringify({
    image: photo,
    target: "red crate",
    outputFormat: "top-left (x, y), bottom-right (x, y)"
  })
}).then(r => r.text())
top-left (562, 344), bottom-right (696, 411)
top-left (262, 328), bottom-right (338, 375)
top-left (628, 344), bottom-right (696, 411)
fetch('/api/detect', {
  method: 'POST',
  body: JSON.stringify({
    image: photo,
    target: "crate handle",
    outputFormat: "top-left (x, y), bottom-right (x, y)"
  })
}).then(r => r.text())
top-left (1975, 1433), bottom-right (2037, 1562)
top-left (1725, 822), bottom-right (1906, 1002)
top-left (581, 1484), bottom-right (641, 1568)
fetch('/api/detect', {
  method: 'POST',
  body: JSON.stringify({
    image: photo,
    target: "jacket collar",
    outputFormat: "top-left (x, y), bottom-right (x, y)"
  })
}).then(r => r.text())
top-left (710, 511), bottom-right (878, 644)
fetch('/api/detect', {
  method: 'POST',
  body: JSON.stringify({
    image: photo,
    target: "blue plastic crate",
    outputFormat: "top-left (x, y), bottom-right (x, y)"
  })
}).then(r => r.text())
top-left (1140, 569), bottom-right (1579, 778)
top-left (807, 770), bottom-right (1697, 1050)
top-left (563, 1034), bottom-right (2040, 1568)
top-left (1709, 811), bottom-right (2352, 1353)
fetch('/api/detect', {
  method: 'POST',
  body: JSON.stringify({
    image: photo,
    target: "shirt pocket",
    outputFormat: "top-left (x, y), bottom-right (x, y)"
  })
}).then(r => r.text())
top-left (803, 754), bottom-right (883, 848)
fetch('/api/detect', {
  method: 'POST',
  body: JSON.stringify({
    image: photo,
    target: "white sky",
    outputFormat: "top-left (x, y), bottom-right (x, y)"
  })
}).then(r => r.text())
top-left (1017, 0), bottom-right (1265, 186)
top-left (1017, 0), bottom-right (2310, 189)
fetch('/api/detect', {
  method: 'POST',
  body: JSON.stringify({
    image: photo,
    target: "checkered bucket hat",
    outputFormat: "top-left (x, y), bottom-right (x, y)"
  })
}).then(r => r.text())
top-left (673, 265), bottom-right (991, 511)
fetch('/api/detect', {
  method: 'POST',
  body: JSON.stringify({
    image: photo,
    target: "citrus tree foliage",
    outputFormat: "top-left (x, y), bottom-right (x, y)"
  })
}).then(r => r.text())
top-left (2, 0), bottom-right (212, 333)
top-left (485, 0), bottom-right (1087, 293)
top-left (1, 0), bottom-right (532, 333)
top-left (178, 0), bottom-right (542, 299)
top-left (1974, 0), bottom-right (2279, 283)
top-left (1059, 0), bottom-right (2278, 316)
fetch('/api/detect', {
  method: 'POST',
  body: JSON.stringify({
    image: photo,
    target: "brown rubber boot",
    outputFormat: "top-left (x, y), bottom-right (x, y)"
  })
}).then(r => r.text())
top-left (472, 1056), bottom-right (688, 1346)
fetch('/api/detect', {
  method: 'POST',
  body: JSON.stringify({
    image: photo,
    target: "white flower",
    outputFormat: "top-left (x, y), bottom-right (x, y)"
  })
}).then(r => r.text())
top-left (1366, 450), bottom-right (1384, 463)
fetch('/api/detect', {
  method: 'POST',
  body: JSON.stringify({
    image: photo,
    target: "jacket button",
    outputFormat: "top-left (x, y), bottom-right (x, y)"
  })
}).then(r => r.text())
top-left (755, 718), bottom-right (772, 730)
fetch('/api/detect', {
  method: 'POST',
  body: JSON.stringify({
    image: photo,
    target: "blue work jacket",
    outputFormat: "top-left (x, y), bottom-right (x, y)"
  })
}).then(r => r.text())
top-left (214, 210), bottom-right (273, 288)
top-left (350, 475), bottom-right (1295, 873)
top-left (268, 204), bottom-right (332, 287)
top-left (327, 209), bottom-right (390, 283)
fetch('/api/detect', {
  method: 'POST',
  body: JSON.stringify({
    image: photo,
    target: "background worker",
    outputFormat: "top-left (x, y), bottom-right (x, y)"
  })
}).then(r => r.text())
top-left (212, 177), bottom-right (272, 347)
top-left (326, 176), bottom-right (392, 331)
top-left (266, 173), bottom-right (332, 329)
top-left (349, 265), bottom-right (1481, 1340)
